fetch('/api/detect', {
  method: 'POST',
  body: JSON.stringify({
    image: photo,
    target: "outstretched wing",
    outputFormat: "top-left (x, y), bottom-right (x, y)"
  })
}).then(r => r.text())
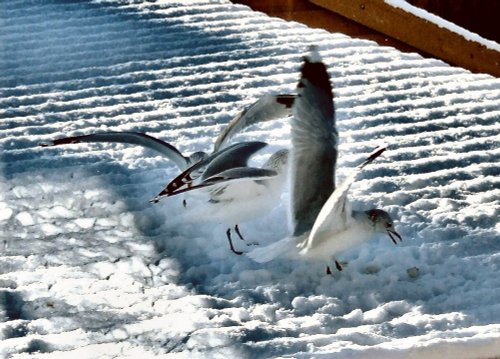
top-left (300, 147), bottom-right (386, 253)
top-left (161, 167), bottom-right (278, 198)
top-left (290, 46), bottom-right (338, 237)
top-left (213, 94), bottom-right (295, 151)
top-left (201, 141), bottom-right (268, 180)
top-left (152, 141), bottom-right (268, 201)
top-left (40, 131), bottom-right (189, 170)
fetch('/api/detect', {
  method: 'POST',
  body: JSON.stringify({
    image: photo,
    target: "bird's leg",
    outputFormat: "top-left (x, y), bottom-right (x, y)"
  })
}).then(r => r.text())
top-left (335, 260), bottom-right (343, 271)
top-left (234, 224), bottom-right (245, 241)
top-left (235, 225), bottom-right (259, 247)
top-left (226, 228), bottom-right (243, 255)
top-left (326, 259), bottom-right (343, 275)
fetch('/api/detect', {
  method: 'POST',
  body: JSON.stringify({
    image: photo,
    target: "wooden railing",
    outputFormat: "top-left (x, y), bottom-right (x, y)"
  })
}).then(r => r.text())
top-left (232, 0), bottom-right (500, 77)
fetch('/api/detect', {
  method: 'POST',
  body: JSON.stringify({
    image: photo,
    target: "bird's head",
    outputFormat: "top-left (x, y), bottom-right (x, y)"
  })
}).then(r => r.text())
top-left (366, 209), bottom-right (402, 245)
top-left (188, 151), bottom-right (209, 165)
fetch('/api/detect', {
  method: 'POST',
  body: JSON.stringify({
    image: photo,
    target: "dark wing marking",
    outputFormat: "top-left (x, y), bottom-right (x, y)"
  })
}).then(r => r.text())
top-left (152, 141), bottom-right (268, 201)
top-left (155, 167), bottom-right (278, 198)
top-left (40, 131), bottom-right (189, 170)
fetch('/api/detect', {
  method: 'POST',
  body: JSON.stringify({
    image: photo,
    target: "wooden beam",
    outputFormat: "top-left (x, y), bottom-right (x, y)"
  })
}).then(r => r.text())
top-left (232, 0), bottom-right (426, 56)
top-left (311, 0), bottom-right (500, 76)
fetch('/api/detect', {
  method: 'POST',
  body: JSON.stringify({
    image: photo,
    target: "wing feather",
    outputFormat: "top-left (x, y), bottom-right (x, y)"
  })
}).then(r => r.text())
top-left (213, 94), bottom-right (295, 151)
top-left (301, 147), bottom-right (386, 252)
top-left (161, 167), bottom-right (278, 198)
top-left (290, 47), bottom-right (337, 237)
top-left (41, 131), bottom-right (188, 170)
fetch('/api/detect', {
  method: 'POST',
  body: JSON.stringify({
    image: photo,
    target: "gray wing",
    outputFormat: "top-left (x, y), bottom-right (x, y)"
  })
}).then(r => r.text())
top-left (290, 47), bottom-right (338, 237)
top-left (40, 131), bottom-right (189, 170)
top-left (213, 94), bottom-right (295, 151)
top-left (202, 141), bottom-right (268, 180)
top-left (152, 141), bottom-right (268, 200)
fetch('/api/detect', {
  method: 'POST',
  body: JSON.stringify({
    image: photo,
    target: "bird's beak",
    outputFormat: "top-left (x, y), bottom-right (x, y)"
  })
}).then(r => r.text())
top-left (387, 229), bottom-right (402, 245)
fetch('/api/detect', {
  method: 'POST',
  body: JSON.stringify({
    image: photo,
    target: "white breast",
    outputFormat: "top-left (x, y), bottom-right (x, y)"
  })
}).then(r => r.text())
top-left (300, 221), bottom-right (374, 261)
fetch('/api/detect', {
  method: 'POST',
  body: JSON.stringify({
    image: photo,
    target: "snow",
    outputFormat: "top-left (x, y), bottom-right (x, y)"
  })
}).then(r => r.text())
top-left (1, 0), bottom-right (500, 358)
top-left (386, 0), bottom-right (500, 52)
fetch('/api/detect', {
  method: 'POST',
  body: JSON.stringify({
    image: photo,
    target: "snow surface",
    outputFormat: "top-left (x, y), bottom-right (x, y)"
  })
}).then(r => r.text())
top-left (1, 0), bottom-right (500, 358)
top-left (385, 0), bottom-right (500, 52)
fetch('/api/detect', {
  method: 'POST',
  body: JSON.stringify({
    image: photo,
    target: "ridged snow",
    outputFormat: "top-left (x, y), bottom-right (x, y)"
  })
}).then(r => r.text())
top-left (0, 1), bottom-right (499, 358)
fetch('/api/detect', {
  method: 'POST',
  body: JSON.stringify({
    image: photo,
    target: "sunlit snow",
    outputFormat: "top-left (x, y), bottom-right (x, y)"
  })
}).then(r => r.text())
top-left (1, 0), bottom-right (499, 358)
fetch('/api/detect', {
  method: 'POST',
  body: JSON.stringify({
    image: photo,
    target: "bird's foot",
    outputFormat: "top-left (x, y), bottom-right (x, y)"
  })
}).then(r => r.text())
top-left (226, 228), bottom-right (243, 255)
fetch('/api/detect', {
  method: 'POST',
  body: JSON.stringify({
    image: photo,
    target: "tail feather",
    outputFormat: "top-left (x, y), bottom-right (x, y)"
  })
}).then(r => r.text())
top-left (246, 237), bottom-right (297, 263)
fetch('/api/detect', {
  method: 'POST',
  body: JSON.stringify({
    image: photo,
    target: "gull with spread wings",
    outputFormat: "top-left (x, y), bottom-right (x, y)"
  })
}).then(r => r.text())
top-left (248, 47), bottom-right (401, 273)
top-left (155, 144), bottom-right (289, 254)
top-left (41, 95), bottom-right (293, 254)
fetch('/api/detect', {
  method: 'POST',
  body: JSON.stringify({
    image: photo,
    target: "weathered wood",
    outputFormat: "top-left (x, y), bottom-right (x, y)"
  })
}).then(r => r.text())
top-left (232, 0), bottom-right (424, 55)
top-left (311, 0), bottom-right (500, 76)
top-left (232, 0), bottom-right (500, 77)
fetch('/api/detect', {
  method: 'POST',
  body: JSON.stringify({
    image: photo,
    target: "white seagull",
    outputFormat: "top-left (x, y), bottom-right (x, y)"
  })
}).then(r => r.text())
top-left (157, 146), bottom-right (289, 254)
top-left (40, 95), bottom-right (293, 254)
top-left (248, 47), bottom-right (401, 273)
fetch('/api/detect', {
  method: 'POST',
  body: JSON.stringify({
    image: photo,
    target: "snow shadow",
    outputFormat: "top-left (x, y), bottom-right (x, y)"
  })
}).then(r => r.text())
top-left (0, 0), bottom-right (303, 348)
top-left (0, 0), bottom-right (277, 349)
top-left (0, 287), bottom-right (140, 354)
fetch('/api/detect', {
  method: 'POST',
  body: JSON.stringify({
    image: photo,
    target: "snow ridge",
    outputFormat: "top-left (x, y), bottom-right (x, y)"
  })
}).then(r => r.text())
top-left (1, 0), bottom-right (499, 357)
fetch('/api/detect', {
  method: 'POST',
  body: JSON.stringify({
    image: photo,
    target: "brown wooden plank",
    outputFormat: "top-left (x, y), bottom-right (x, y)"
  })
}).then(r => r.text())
top-left (311, 0), bottom-right (500, 76)
top-left (231, 0), bottom-right (427, 55)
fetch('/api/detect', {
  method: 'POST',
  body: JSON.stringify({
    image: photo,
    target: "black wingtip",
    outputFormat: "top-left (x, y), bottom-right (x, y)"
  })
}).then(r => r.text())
top-left (275, 94), bottom-right (296, 108)
top-left (150, 188), bottom-right (172, 203)
top-left (367, 147), bottom-right (386, 162)
top-left (42, 138), bottom-right (83, 147)
top-left (299, 49), bottom-right (333, 99)
top-left (360, 147), bottom-right (386, 168)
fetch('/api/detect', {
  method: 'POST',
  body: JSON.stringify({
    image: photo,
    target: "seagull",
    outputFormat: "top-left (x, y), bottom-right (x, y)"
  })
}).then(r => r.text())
top-left (40, 94), bottom-right (294, 254)
top-left (158, 146), bottom-right (289, 255)
top-left (40, 93), bottom-right (295, 165)
top-left (248, 47), bottom-right (401, 273)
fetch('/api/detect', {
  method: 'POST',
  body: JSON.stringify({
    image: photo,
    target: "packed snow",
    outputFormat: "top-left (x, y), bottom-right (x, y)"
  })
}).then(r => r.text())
top-left (1, 0), bottom-right (499, 358)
